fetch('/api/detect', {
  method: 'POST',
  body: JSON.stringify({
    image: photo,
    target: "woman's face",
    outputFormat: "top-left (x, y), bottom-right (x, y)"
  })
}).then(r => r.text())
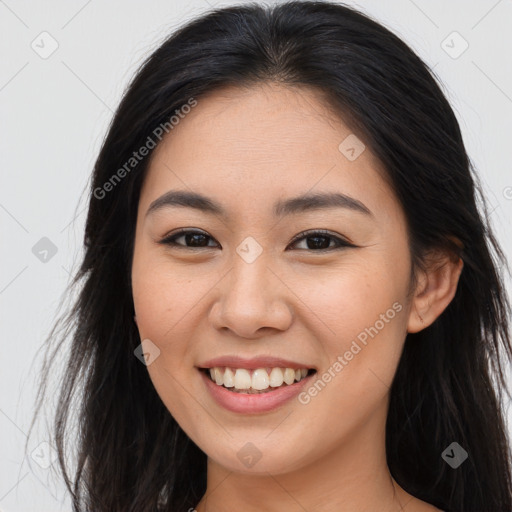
top-left (131, 83), bottom-right (419, 475)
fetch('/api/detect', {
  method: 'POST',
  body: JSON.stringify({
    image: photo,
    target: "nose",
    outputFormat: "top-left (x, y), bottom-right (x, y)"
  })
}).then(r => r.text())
top-left (209, 250), bottom-right (293, 338)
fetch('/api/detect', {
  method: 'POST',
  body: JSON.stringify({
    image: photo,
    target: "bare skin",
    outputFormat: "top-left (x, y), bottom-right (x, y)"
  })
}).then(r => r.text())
top-left (131, 82), bottom-right (460, 512)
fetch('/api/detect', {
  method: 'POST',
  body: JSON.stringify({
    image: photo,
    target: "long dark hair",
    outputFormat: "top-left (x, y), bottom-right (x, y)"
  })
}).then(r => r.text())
top-left (29, 1), bottom-right (512, 510)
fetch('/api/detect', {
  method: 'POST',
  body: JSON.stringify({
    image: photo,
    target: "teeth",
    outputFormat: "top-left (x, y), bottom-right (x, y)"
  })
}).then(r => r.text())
top-left (223, 368), bottom-right (235, 387)
top-left (234, 369), bottom-right (252, 389)
top-left (252, 368), bottom-right (269, 390)
top-left (206, 366), bottom-right (311, 391)
top-left (269, 367), bottom-right (284, 387)
top-left (213, 367), bottom-right (224, 386)
top-left (283, 368), bottom-right (295, 385)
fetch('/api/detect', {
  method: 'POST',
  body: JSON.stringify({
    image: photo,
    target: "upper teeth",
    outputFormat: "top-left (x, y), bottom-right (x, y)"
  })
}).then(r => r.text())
top-left (208, 367), bottom-right (309, 390)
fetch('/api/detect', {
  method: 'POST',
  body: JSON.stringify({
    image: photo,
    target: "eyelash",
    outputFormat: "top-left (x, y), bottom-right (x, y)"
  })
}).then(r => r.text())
top-left (158, 228), bottom-right (355, 252)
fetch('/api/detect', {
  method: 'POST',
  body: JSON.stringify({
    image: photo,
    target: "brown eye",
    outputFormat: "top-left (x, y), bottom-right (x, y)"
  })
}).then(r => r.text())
top-left (159, 229), bottom-right (220, 249)
top-left (287, 230), bottom-right (355, 251)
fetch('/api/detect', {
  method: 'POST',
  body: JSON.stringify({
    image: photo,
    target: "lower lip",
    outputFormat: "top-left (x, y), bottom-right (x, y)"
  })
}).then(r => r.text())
top-left (199, 369), bottom-right (314, 414)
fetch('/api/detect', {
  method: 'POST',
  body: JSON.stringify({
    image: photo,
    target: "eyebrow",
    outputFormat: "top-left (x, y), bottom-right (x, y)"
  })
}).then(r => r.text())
top-left (146, 190), bottom-right (373, 219)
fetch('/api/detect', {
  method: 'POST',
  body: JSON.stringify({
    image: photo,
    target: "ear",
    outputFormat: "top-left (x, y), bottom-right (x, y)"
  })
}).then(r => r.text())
top-left (134, 315), bottom-right (138, 325)
top-left (407, 248), bottom-right (464, 333)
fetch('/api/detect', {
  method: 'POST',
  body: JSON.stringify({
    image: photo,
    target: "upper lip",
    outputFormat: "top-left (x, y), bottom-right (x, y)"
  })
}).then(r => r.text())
top-left (197, 355), bottom-right (317, 371)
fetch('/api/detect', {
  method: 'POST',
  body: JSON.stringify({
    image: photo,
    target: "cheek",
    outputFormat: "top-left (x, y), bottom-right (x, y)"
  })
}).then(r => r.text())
top-left (131, 260), bottom-right (198, 418)
top-left (131, 260), bottom-right (188, 397)
top-left (297, 260), bottom-right (405, 336)
top-left (299, 259), bottom-right (408, 394)
top-left (131, 250), bottom-right (216, 389)
top-left (132, 249), bottom-right (195, 341)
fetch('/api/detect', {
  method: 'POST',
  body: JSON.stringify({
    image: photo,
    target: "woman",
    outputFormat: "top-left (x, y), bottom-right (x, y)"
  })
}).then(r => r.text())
top-left (30, 1), bottom-right (512, 511)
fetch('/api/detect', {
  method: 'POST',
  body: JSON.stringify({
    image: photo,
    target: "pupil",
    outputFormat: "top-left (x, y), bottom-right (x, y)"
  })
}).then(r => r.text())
top-left (186, 233), bottom-right (208, 246)
top-left (307, 236), bottom-right (330, 249)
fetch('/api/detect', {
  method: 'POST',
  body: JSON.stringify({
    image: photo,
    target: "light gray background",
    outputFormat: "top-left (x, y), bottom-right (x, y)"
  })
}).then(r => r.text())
top-left (1, 0), bottom-right (511, 510)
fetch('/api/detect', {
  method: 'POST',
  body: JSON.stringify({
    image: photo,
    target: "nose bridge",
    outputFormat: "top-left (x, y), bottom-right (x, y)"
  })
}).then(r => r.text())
top-left (228, 237), bottom-right (273, 309)
top-left (212, 236), bottom-right (292, 335)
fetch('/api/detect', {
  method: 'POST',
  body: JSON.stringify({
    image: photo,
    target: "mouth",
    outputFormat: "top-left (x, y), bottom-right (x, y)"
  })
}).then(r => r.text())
top-left (198, 366), bottom-right (317, 394)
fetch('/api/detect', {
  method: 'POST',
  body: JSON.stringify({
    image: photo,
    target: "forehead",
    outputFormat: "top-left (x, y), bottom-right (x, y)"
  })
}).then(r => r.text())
top-left (140, 83), bottom-right (399, 224)
top-left (151, 83), bottom-right (360, 165)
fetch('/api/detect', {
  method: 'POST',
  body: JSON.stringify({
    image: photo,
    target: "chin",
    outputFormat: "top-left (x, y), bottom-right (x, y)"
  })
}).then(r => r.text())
top-left (205, 440), bottom-right (312, 476)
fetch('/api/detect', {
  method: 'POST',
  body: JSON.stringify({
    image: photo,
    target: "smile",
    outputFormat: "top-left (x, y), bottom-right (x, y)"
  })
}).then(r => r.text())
top-left (198, 366), bottom-right (317, 414)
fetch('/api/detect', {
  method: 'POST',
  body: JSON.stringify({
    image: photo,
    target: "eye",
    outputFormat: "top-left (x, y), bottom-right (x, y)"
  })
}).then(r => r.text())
top-left (159, 228), bottom-right (220, 249)
top-left (286, 229), bottom-right (355, 251)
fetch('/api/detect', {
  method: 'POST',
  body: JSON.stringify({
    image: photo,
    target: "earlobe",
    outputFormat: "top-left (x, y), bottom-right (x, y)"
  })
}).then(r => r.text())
top-left (407, 252), bottom-right (464, 333)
